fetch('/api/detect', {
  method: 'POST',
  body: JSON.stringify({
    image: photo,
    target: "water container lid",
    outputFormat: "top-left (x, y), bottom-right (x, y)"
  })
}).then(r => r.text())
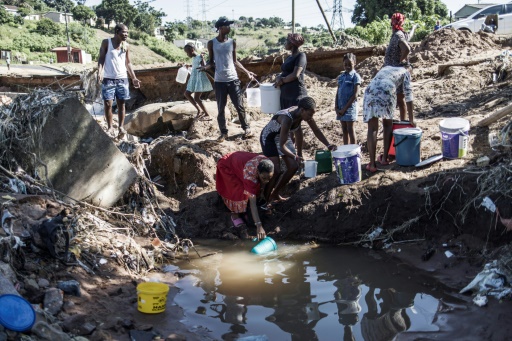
top-left (439, 118), bottom-right (470, 133)
top-left (259, 83), bottom-right (275, 89)
top-left (332, 144), bottom-right (361, 158)
top-left (0, 294), bottom-right (36, 332)
top-left (393, 127), bottom-right (423, 136)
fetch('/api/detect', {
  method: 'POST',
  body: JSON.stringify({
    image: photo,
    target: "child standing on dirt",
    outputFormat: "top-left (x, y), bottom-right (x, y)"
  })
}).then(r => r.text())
top-left (335, 53), bottom-right (361, 145)
top-left (183, 43), bottom-right (213, 121)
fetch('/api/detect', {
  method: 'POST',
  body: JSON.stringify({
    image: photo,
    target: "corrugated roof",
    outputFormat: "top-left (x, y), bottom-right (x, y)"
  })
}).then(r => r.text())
top-left (51, 47), bottom-right (82, 52)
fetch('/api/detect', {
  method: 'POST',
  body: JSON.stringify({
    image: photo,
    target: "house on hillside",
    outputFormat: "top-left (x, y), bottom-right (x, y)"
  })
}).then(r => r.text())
top-left (154, 26), bottom-right (166, 40)
top-left (173, 39), bottom-right (204, 50)
top-left (51, 47), bottom-right (91, 64)
top-left (1, 49), bottom-right (12, 61)
top-left (44, 11), bottom-right (73, 24)
top-left (454, 3), bottom-right (496, 20)
top-left (25, 14), bottom-right (41, 21)
top-left (2, 5), bottom-right (19, 15)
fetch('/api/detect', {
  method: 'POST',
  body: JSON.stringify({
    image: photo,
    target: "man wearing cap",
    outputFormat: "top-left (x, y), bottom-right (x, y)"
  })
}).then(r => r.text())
top-left (200, 18), bottom-right (256, 142)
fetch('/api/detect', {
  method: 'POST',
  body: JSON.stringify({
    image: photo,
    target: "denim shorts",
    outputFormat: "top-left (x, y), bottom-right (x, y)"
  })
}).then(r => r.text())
top-left (102, 78), bottom-right (130, 101)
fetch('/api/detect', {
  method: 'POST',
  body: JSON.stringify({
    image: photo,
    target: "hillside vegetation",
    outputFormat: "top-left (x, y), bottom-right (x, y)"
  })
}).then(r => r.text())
top-left (0, 21), bottom-right (186, 65)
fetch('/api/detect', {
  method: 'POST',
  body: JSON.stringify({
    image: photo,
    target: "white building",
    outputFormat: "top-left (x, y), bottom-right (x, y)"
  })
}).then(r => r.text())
top-left (43, 11), bottom-right (73, 24)
top-left (173, 39), bottom-right (204, 50)
top-left (154, 26), bottom-right (166, 40)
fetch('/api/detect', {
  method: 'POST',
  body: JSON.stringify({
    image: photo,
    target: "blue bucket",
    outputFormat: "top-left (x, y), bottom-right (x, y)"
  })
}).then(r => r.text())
top-left (439, 118), bottom-right (470, 159)
top-left (251, 237), bottom-right (277, 255)
top-left (393, 128), bottom-right (423, 166)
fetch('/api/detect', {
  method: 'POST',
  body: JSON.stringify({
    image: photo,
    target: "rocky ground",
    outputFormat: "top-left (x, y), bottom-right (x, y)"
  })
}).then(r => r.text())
top-left (0, 29), bottom-right (511, 340)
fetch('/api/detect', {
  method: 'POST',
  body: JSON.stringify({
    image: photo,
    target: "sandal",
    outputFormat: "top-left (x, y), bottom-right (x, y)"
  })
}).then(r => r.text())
top-left (230, 216), bottom-right (250, 239)
top-left (365, 164), bottom-right (378, 173)
top-left (377, 154), bottom-right (390, 165)
top-left (198, 114), bottom-right (212, 121)
top-left (231, 216), bottom-right (245, 228)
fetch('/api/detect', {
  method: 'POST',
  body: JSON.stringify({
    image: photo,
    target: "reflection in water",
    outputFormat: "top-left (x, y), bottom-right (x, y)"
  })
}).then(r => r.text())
top-left (361, 288), bottom-right (413, 341)
top-left (172, 242), bottom-right (442, 340)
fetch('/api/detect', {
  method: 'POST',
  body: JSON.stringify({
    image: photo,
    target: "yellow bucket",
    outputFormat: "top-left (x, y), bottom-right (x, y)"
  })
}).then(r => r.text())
top-left (137, 282), bottom-right (170, 314)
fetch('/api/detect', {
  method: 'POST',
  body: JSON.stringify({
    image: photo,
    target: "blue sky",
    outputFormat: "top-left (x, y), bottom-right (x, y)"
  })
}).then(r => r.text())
top-left (84, 0), bottom-right (510, 28)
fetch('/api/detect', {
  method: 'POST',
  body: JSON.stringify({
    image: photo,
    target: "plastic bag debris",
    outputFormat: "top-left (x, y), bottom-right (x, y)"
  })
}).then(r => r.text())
top-left (473, 294), bottom-right (488, 307)
top-left (367, 227), bottom-right (383, 241)
top-left (481, 197), bottom-right (496, 213)
top-left (444, 251), bottom-right (454, 258)
top-left (460, 261), bottom-right (510, 299)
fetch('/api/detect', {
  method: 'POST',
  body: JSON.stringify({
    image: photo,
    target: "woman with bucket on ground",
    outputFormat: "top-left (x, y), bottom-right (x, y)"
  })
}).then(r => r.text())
top-left (363, 63), bottom-right (415, 173)
top-left (384, 12), bottom-right (411, 122)
top-left (183, 43), bottom-right (213, 121)
top-left (260, 96), bottom-right (336, 205)
top-left (274, 33), bottom-right (308, 109)
top-left (216, 151), bottom-right (274, 240)
top-left (335, 53), bottom-right (361, 145)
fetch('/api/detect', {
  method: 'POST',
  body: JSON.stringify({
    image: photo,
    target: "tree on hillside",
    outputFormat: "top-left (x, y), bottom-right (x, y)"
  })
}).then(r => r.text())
top-left (33, 17), bottom-right (61, 35)
top-left (164, 21), bottom-right (187, 42)
top-left (352, 0), bottom-right (447, 26)
top-left (95, 0), bottom-right (136, 28)
top-left (42, 0), bottom-right (75, 12)
top-left (0, 6), bottom-right (13, 24)
top-left (72, 4), bottom-right (94, 24)
top-left (132, 0), bottom-right (165, 34)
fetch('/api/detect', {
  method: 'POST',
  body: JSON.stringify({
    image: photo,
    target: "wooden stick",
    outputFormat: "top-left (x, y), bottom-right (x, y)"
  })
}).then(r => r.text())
top-left (477, 102), bottom-right (512, 127)
top-left (438, 57), bottom-right (492, 76)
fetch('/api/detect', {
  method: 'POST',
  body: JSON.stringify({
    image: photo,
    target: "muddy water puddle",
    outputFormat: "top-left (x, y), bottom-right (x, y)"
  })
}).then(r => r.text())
top-left (155, 240), bottom-right (466, 340)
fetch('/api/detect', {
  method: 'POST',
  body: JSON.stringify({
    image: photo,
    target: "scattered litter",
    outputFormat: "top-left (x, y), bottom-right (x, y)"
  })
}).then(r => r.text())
top-left (367, 227), bottom-right (383, 241)
top-left (444, 251), bottom-right (454, 258)
top-left (481, 197), bottom-right (496, 213)
top-left (442, 243), bottom-right (448, 247)
top-left (99, 258), bottom-right (107, 265)
top-left (488, 132), bottom-right (500, 148)
top-left (8, 178), bottom-right (26, 194)
top-left (460, 261), bottom-right (510, 299)
top-left (473, 294), bottom-right (488, 307)
top-left (476, 156), bottom-right (490, 167)
top-left (1, 210), bottom-right (14, 235)
top-left (186, 183), bottom-right (197, 198)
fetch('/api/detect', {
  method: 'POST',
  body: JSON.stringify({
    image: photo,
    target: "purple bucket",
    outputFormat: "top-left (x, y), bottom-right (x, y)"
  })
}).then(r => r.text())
top-left (439, 118), bottom-right (470, 159)
top-left (332, 145), bottom-right (361, 185)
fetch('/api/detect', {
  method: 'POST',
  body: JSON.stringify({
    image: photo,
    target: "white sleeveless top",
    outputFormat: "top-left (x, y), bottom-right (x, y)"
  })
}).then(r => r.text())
top-left (212, 38), bottom-right (238, 82)
top-left (103, 38), bottom-right (127, 79)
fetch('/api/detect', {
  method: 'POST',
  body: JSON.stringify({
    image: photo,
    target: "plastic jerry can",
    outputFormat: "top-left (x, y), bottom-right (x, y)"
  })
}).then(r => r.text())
top-left (315, 150), bottom-right (332, 174)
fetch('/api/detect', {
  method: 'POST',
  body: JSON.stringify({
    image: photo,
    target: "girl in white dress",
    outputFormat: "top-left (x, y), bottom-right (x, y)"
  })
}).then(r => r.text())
top-left (184, 43), bottom-right (213, 120)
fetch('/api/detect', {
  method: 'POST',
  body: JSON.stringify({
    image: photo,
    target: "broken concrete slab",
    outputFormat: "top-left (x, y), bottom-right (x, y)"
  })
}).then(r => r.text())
top-left (35, 97), bottom-right (137, 207)
top-left (124, 101), bottom-right (222, 138)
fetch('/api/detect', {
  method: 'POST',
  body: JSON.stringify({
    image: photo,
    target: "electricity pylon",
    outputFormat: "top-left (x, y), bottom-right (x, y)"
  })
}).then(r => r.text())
top-left (330, 0), bottom-right (345, 31)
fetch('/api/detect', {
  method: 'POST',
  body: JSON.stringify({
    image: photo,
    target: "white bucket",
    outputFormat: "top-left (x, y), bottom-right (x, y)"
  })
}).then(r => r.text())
top-left (176, 66), bottom-right (189, 84)
top-left (260, 83), bottom-right (281, 114)
top-left (332, 145), bottom-right (361, 184)
top-left (439, 118), bottom-right (470, 159)
top-left (246, 88), bottom-right (261, 107)
top-left (304, 160), bottom-right (318, 178)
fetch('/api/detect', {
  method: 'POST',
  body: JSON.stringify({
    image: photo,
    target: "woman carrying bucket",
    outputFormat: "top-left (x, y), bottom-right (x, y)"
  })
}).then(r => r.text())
top-left (274, 33), bottom-right (308, 109)
top-left (363, 63), bottom-right (415, 173)
top-left (260, 97), bottom-right (336, 204)
top-left (216, 151), bottom-right (274, 240)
